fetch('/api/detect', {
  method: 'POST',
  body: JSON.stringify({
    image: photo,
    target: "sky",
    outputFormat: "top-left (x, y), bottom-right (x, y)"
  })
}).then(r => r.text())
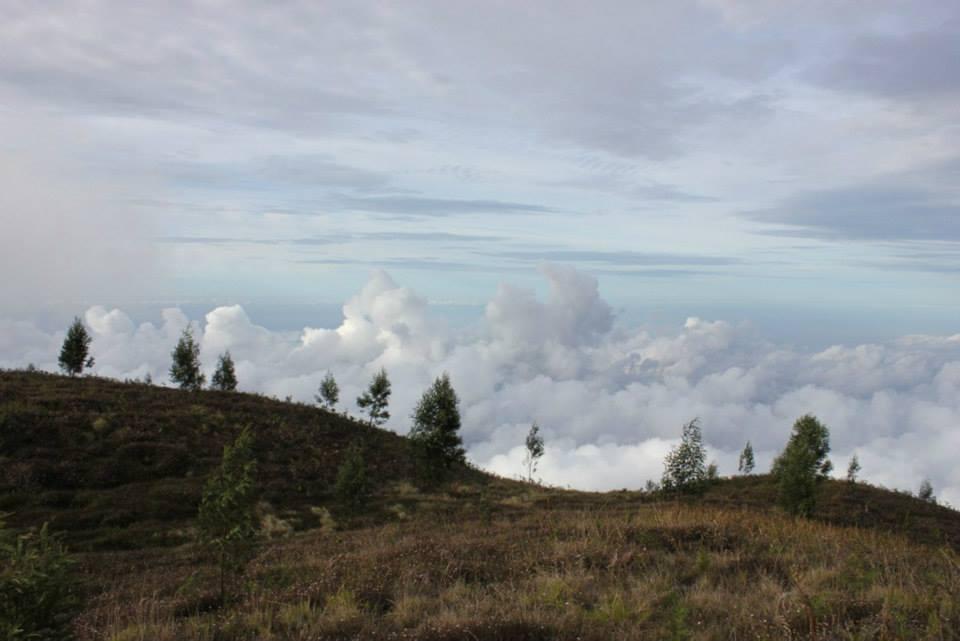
top-left (0, 1), bottom-right (958, 503)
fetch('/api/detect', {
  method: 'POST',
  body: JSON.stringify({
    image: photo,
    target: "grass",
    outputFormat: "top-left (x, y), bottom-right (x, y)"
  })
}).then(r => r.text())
top-left (3, 370), bottom-right (960, 640)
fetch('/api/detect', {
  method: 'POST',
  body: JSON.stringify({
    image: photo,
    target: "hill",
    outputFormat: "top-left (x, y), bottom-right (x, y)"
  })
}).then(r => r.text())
top-left (2, 370), bottom-right (959, 640)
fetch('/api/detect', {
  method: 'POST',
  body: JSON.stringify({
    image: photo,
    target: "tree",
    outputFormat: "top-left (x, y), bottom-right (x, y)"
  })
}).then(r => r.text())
top-left (58, 317), bottom-right (94, 376)
top-left (772, 414), bottom-right (833, 516)
top-left (409, 373), bottom-right (465, 482)
top-left (197, 426), bottom-right (259, 603)
top-left (170, 327), bottom-right (205, 391)
top-left (211, 351), bottom-right (238, 392)
top-left (0, 516), bottom-right (81, 641)
top-left (846, 454), bottom-right (861, 483)
top-left (661, 418), bottom-right (707, 493)
top-left (738, 441), bottom-right (755, 475)
top-left (316, 371), bottom-right (339, 410)
top-left (918, 479), bottom-right (935, 503)
top-left (334, 442), bottom-right (370, 509)
top-left (356, 368), bottom-right (391, 426)
top-left (523, 422), bottom-right (545, 483)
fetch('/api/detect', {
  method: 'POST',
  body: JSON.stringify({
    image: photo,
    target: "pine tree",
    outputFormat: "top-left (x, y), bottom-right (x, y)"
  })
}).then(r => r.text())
top-left (772, 414), bottom-right (833, 516)
top-left (58, 317), bottom-right (94, 376)
top-left (918, 479), bottom-right (935, 503)
top-left (661, 419), bottom-right (707, 493)
top-left (410, 373), bottom-right (465, 481)
top-left (211, 351), bottom-right (238, 392)
top-left (356, 368), bottom-right (391, 426)
top-left (738, 441), bottom-right (755, 474)
top-left (197, 426), bottom-right (259, 603)
top-left (316, 371), bottom-right (339, 410)
top-left (846, 454), bottom-right (861, 483)
top-left (170, 327), bottom-right (205, 391)
top-left (523, 422), bottom-right (545, 482)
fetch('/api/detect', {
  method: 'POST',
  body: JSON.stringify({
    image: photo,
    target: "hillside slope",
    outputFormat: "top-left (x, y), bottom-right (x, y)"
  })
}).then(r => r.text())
top-left (3, 371), bottom-right (960, 640)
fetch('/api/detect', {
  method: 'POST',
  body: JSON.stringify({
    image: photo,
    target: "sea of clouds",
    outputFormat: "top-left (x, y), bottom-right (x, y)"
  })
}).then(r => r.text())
top-left (2, 265), bottom-right (958, 506)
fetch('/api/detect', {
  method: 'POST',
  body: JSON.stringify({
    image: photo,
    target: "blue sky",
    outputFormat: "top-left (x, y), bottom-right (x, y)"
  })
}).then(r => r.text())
top-left (0, 0), bottom-right (957, 343)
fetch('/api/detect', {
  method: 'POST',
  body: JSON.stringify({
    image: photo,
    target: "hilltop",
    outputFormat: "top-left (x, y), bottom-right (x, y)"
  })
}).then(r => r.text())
top-left (2, 370), bottom-right (959, 640)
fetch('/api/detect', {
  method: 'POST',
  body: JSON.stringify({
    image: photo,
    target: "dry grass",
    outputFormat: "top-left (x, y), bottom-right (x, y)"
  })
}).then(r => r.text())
top-left (75, 504), bottom-right (960, 641)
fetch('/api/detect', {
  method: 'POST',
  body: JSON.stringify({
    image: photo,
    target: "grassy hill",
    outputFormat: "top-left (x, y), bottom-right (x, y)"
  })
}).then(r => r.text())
top-left (2, 370), bottom-right (959, 640)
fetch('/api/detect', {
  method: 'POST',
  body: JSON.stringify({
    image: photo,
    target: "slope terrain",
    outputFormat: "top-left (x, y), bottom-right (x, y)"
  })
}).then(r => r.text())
top-left (2, 370), bottom-right (959, 640)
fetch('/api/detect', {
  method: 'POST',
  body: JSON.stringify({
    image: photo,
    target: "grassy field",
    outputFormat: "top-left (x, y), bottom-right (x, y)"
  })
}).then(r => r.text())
top-left (3, 371), bottom-right (960, 640)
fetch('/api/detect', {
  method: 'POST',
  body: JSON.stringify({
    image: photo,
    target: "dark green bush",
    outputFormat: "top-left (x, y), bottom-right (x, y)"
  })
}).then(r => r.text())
top-left (0, 516), bottom-right (82, 640)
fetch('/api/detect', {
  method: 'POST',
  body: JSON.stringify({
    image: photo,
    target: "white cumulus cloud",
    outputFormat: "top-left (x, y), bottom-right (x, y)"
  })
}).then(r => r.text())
top-left (2, 265), bottom-right (958, 506)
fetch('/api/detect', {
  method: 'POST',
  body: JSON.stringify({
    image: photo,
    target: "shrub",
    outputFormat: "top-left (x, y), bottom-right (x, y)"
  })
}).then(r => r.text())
top-left (58, 317), bottom-right (94, 377)
top-left (334, 442), bottom-right (370, 509)
top-left (661, 419), bottom-right (707, 494)
top-left (523, 422), bottom-right (545, 483)
top-left (316, 372), bottom-right (339, 411)
top-left (0, 515), bottom-right (82, 641)
top-left (170, 327), bottom-right (205, 391)
top-left (211, 351), bottom-right (238, 392)
top-left (197, 426), bottom-right (259, 602)
top-left (409, 373), bottom-right (465, 484)
top-left (772, 414), bottom-right (832, 516)
top-left (356, 368), bottom-right (391, 426)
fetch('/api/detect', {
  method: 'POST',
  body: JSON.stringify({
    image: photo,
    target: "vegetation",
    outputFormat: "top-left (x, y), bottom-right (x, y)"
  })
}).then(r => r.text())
top-left (847, 453), bottom-right (861, 483)
top-left (316, 372), bottom-right (339, 411)
top-left (58, 317), bottom-right (94, 376)
top-left (2, 371), bottom-right (959, 640)
top-left (170, 327), bottom-right (205, 391)
top-left (197, 425), bottom-right (259, 603)
top-left (919, 479), bottom-right (936, 503)
top-left (772, 414), bottom-right (833, 516)
top-left (523, 421), bottom-right (545, 482)
top-left (0, 515), bottom-right (81, 641)
top-left (738, 441), bottom-right (754, 474)
top-left (334, 442), bottom-right (369, 509)
top-left (210, 352), bottom-right (238, 392)
top-left (356, 368), bottom-right (391, 426)
top-left (661, 419), bottom-right (707, 494)
top-left (409, 373), bottom-right (465, 483)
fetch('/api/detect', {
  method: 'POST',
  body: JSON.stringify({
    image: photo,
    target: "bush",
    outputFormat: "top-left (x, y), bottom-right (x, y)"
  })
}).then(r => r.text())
top-left (661, 419), bottom-right (707, 494)
top-left (197, 426), bottom-right (259, 602)
top-left (772, 414), bottom-right (832, 516)
top-left (0, 516), bottom-right (82, 641)
top-left (409, 373), bottom-right (465, 484)
top-left (334, 442), bottom-right (370, 509)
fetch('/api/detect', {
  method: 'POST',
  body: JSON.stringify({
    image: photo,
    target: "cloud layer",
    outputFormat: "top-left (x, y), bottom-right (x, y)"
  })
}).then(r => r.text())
top-left (3, 266), bottom-right (958, 506)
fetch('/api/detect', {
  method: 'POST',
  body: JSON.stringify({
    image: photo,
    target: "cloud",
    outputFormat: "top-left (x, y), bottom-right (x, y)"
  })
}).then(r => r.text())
top-left (488, 249), bottom-right (742, 267)
top-left (810, 18), bottom-right (960, 98)
top-left (0, 114), bottom-right (162, 315)
top-left (746, 185), bottom-right (960, 243)
top-left (3, 265), bottom-right (958, 507)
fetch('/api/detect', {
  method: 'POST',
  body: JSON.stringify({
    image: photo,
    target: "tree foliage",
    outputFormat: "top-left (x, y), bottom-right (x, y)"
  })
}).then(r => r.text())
top-left (356, 368), bottom-right (391, 426)
top-left (661, 419), bottom-right (707, 494)
top-left (523, 422), bottom-right (545, 483)
top-left (0, 516), bottom-right (81, 641)
top-left (58, 317), bottom-right (94, 376)
top-left (211, 351), bottom-right (238, 392)
top-left (317, 371), bottom-right (339, 411)
top-left (738, 441), bottom-right (755, 475)
top-left (197, 426), bottom-right (259, 602)
top-left (772, 414), bottom-right (833, 516)
top-left (334, 442), bottom-right (370, 509)
top-left (410, 373), bottom-right (465, 482)
top-left (846, 454), bottom-right (861, 483)
top-left (170, 327), bottom-right (205, 391)
top-left (918, 479), bottom-right (935, 503)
